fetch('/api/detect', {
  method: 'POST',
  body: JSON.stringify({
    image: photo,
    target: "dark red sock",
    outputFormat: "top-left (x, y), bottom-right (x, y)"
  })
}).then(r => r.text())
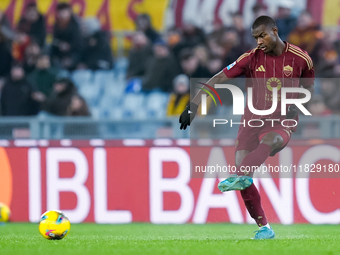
top-left (237, 143), bottom-right (271, 226)
top-left (241, 183), bottom-right (268, 226)
top-left (236, 143), bottom-right (272, 175)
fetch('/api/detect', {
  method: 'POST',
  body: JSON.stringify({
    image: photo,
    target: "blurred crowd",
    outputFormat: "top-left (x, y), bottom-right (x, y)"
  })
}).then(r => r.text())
top-left (0, 2), bottom-right (339, 119)
top-left (0, 2), bottom-right (112, 117)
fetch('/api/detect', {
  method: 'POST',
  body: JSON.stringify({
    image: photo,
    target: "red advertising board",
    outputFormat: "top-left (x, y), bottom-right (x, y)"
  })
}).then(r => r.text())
top-left (1, 140), bottom-right (340, 224)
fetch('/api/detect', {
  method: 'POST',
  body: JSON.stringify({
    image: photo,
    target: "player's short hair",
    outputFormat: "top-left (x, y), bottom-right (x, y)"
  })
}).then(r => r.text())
top-left (252, 16), bottom-right (276, 29)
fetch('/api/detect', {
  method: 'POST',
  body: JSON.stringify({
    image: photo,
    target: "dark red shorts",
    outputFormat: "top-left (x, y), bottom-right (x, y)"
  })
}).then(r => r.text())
top-left (235, 119), bottom-right (293, 156)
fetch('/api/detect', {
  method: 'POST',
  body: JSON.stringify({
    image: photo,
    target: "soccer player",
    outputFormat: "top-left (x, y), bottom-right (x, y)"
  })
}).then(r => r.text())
top-left (179, 16), bottom-right (314, 239)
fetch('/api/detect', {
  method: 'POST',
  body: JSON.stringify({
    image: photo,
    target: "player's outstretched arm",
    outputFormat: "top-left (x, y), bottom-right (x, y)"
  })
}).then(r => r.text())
top-left (191, 70), bottom-right (229, 105)
top-left (179, 70), bottom-right (228, 130)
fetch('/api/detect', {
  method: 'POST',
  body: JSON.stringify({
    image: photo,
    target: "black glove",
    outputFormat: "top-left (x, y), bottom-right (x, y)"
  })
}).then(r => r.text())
top-left (179, 102), bottom-right (198, 130)
top-left (286, 105), bottom-right (298, 119)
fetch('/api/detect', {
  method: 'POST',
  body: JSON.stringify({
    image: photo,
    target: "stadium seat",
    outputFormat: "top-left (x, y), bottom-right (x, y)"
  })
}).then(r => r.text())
top-left (78, 83), bottom-right (102, 107)
top-left (93, 70), bottom-right (115, 87)
top-left (91, 107), bottom-right (101, 119)
top-left (109, 108), bottom-right (124, 119)
top-left (122, 93), bottom-right (145, 110)
top-left (145, 92), bottom-right (169, 118)
top-left (120, 93), bottom-right (146, 118)
top-left (114, 58), bottom-right (128, 80)
top-left (71, 70), bottom-right (93, 88)
top-left (103, 80), bottom-right (125, 104)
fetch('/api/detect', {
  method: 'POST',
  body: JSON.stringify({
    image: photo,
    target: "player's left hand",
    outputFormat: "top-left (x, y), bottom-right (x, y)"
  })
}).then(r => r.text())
top-left (286, 105), bottom-right (298, 119)
top-left (179, 102), bottom-right (198, 130)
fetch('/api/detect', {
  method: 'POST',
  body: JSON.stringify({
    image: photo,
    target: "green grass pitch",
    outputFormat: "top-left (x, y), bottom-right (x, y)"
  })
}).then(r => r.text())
top-left (0, 223), bottom-right (340, 255)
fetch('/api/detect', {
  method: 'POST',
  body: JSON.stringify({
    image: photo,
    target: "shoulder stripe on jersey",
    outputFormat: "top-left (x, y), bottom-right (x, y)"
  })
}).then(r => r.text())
top-left (288, 49), bottom-right (312, 70)
top-left (289, 45), bottom-right (313, 64)
top-left (288, 46), bottom-right (313, 69)
top-left (288, 48), bottom-right (313, 70)
top-left (289, 45), bottom-right (313, 63)
top-left (236, 47), bottom-right (258, 63)
top-left (285, 42), bottom-right (289, 52)
top-left (237, 53), bottom-right (250, 62)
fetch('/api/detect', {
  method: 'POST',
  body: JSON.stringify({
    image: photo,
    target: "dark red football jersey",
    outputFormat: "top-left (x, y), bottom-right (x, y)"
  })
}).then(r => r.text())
top-left (223, 42), bottom-right (315, 122)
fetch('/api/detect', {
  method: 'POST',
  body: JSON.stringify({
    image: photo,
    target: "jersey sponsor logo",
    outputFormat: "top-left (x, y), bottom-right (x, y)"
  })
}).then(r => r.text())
top-left (283, 65), bottom-right (293, 77)
top-left (266, 77), bottom-right (282, 91)
top-left (256, 65), bottom-right (266, 72)
top-left (227, 61), bottom-right (236, 70)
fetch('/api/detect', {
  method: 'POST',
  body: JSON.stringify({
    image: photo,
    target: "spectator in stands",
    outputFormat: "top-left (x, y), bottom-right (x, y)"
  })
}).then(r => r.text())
top-left (18, 3), bottom-right (46, 48)
top-left (275, 0), bottom-right (297, 41)
top-left (308, 94), bottom-right (332, 116)
top-left (135, 14), bottom-right (160, 44)
top-left (63, 94), bottom-right (94, 136)
top-left (167, 74), bottom-right (190, 116)
top-left (142, 40), bottom-right (179, 92)
top-left (315, 29), bottom-right (340, 77)
top-left (12, 20), bottom-right (31, 63)
top-left (207, 55), bottom-right (223, 77)
top-left (0, 42), bottom-right (12, 78)
top-left (180, 21), bottom-right (206, 49)
top-left (165, 27), bottom-right (183, 59)
top-left (23, 40), bottom-right (41, 74)
top-left (0, 10), bottom-right (14, 79)
top-left (194, 45), bottom-right (209, 68)
top-left (0, 77), bottom-right (5, 110)
top-left (333, 39), bottom-right (340, 77)
top-left (126, 31), bottom-right (152, 79)
top-left (29, 54), bottom-right (59, 99)
top-left (0, 9), bottom-right (16, 44)
top-left (288, 11), bottom-right (322, 59)
top-left (0, 63), bottom-right (38, 116)
top-left (42, 78), bottom-right (77, 116)
top-left (66, 94), bottom-right (90, 116)
top-left (252, 3), bottom-right (268, 19)
top-left (220, 28), bottom-right (244, 67)
top-left (78, 17), bottom-right (113, 70)
top-left (179, 48), bottom-right (210, 79)
top-left (51, 3), bottom-right (82, 70)
top-left (231, 12), bottom-right (254, 51)
top-left (334, 38), bottom-right (340, 56)
top-left (320, 79), bottom-right (340, 114)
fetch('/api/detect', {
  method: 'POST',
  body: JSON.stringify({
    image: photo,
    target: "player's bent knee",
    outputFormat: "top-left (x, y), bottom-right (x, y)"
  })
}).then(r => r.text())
top-left (273, 136), bottom-right (284, 149)
top-left (260, 132), bottom-right (284, 149)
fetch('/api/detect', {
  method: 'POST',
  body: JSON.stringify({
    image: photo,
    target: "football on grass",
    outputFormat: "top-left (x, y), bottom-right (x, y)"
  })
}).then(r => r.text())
top-left (39, 210), bottom-right (71, 240)
top-left (0, 202), bottom-right (11, 222)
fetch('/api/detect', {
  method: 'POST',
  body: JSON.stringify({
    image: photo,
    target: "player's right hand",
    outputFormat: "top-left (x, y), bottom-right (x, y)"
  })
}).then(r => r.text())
top-left (179, 102), bottom-right (198, 130)
top-left (286, 105), bottom-right (298, 119)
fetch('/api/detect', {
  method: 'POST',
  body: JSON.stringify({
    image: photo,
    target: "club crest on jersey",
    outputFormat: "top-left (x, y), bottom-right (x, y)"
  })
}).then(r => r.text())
top-left (227, 61), bottom-right (236, 70)
top-left (283, 65), bottom-right (293, 77)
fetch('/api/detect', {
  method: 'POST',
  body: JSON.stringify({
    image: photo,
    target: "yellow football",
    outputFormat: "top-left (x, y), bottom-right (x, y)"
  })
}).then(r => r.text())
top-left (39, 210), bottom-right (71, 240)
top-left (0, 202), bottom-right (11, 222)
